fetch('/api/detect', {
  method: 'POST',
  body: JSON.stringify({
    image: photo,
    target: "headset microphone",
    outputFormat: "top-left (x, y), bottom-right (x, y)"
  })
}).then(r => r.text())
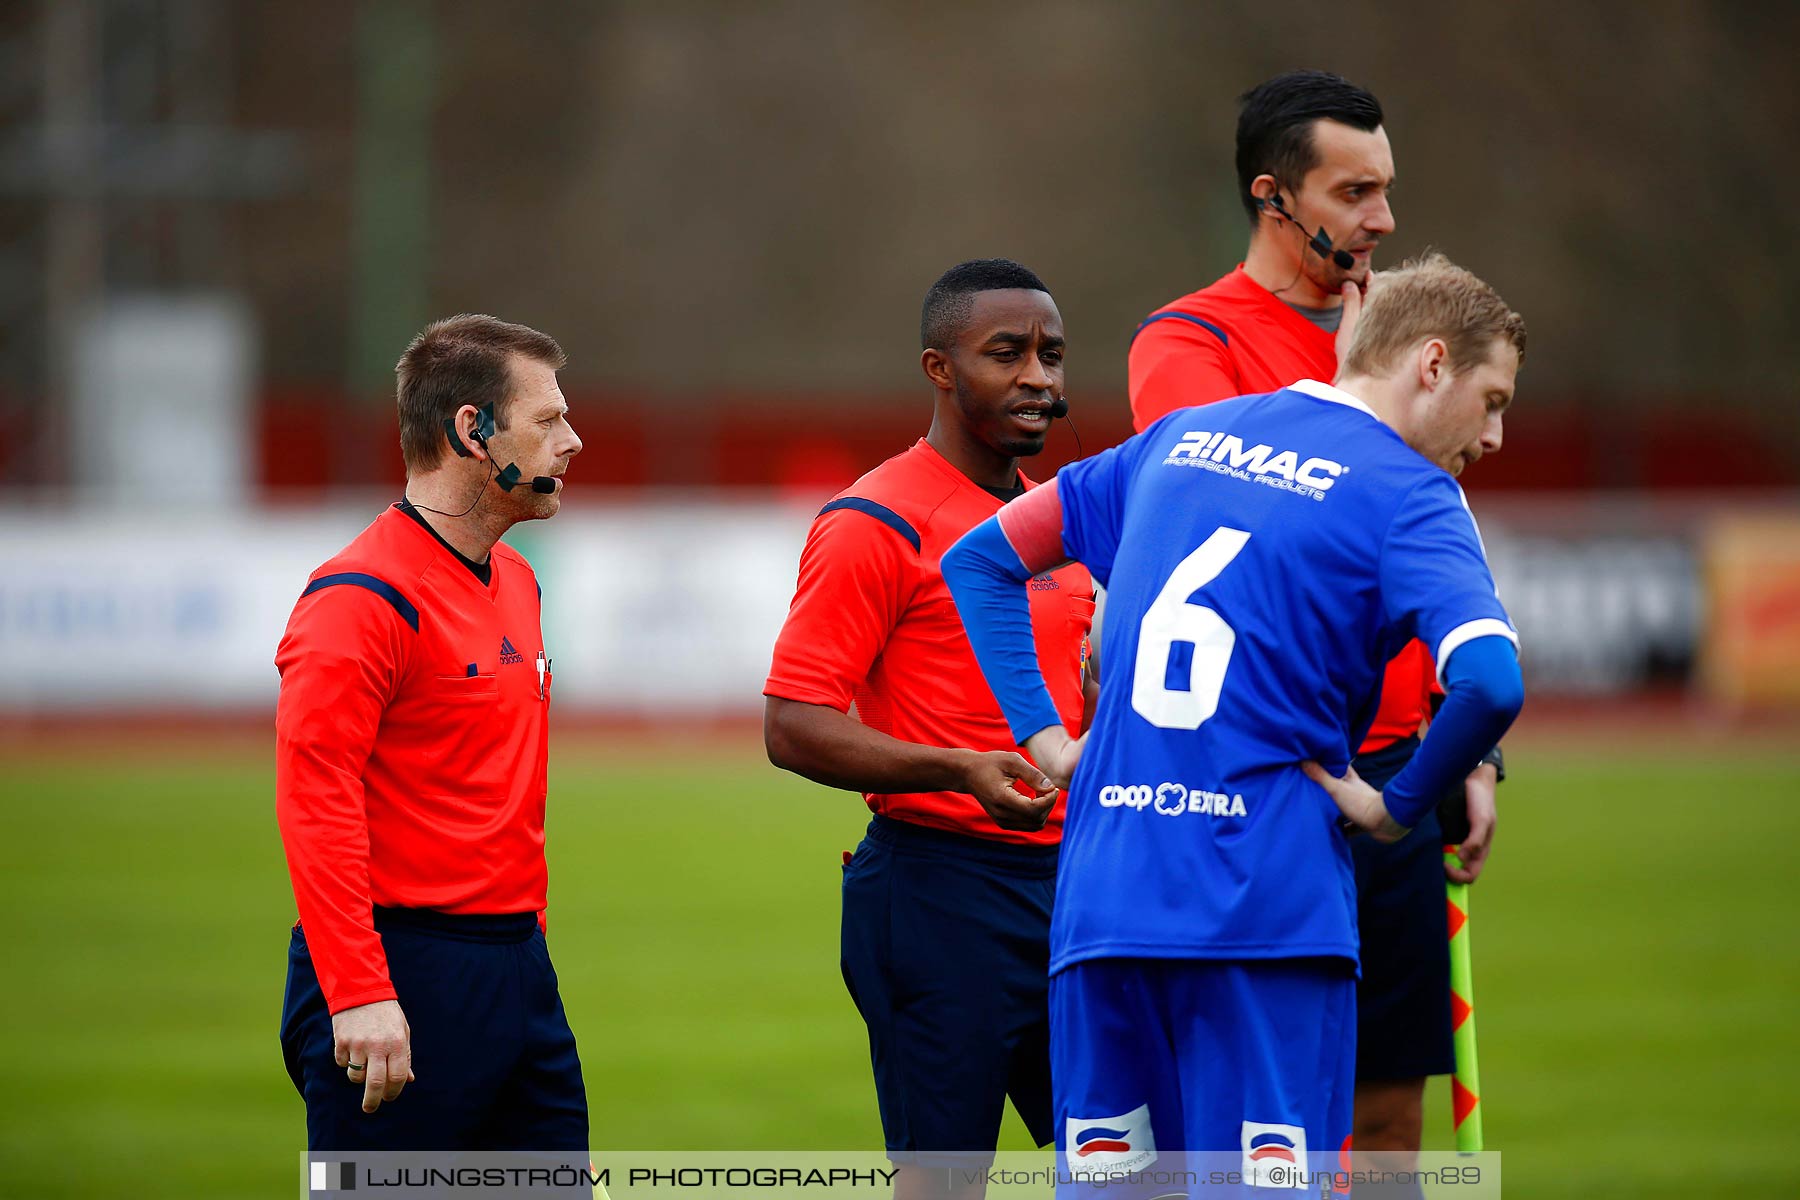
top-left (493, 462), bottom-right (559, 494)
top-left (496, 466), bottom-right (558, 493)
top-left (432, 402), bottom-right (559, 505)
top-left (1263, 193), bottom-right (1356, 270)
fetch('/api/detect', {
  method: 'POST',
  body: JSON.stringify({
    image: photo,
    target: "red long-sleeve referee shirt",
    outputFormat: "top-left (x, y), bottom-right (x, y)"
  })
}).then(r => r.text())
top-left (275, 505), bottom-right (553, 1013)
top-left (1129, 266), bottom-right (1435, 750)
top-left (765, 439), bottom-right (1095, 845)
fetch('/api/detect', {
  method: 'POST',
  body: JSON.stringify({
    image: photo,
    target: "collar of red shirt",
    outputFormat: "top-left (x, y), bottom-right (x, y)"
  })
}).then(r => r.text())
top-left (908, 437), bottom-right (1038, 501)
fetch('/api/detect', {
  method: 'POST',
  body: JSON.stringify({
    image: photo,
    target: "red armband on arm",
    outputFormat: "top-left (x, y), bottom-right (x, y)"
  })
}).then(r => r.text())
top-left (997, 479), bottom-right (1069, 575)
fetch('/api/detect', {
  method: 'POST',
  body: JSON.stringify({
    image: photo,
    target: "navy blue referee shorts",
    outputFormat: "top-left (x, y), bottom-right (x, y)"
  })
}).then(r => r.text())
top-left (840, 815), bottom-right (1058, 1164)
top-left (281, 906), bottom-right (589, 1154)
top-left (1350, 735), bottom-right (1456, 1082)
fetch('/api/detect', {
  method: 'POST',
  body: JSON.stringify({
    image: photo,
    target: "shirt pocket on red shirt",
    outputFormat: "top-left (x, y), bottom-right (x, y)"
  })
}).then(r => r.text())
top-left (1066, 592), bottom-right (1097, 634)
top-left (432, 672), bottom-right (499, 699)
top-left (1069, 594), bottom-right (1098, 677)
top-left (417, 673), bottom-right (507, 793)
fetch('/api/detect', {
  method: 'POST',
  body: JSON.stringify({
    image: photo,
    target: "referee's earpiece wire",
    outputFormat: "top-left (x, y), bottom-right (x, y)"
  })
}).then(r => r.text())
top-left (1260, 186), bottom-right (1312, 299)
top-left (1062, 410), bottom-right (1084, 459)
top-left (408, 421), bottom-right (501, 519)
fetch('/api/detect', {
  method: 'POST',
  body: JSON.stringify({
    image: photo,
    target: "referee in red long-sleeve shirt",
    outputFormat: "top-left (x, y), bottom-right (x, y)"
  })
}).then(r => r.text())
top-left (276, 314), bottom-right (586, 1152)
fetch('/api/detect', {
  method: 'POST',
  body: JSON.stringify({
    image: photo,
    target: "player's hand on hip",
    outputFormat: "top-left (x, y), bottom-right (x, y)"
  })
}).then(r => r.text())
top-left (333, 998), bottom-right (415, 1113)
top-left (1023, 725), bottom-right (1086, 791)
top-left (1334, 277), bottom-right (1368, 364)
top-left (1301, 760), bottom-right (1409, 843)
top-left (960, 748), bottom-right (1058, 832)
top-left (1445, 762), bottom-right (1498, 884)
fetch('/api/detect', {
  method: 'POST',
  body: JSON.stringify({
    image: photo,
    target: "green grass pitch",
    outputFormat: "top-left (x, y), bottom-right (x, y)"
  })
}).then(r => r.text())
top-left (1, 737), bottom-right (1795, 1197)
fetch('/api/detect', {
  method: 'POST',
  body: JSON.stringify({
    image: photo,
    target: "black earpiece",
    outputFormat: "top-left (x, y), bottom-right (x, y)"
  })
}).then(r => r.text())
top-left (444, 403), bottom-right (499, 460)
top-left (434, 401), bottom-right (558, 496)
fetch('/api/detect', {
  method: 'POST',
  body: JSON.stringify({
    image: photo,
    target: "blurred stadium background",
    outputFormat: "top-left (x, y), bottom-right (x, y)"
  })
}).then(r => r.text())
top-left (0, 2), bottom-right (1796, 1197)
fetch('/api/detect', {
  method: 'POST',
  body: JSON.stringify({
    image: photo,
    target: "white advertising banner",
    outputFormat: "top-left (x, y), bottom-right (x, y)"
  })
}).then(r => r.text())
top-left (0, 502), bottom-right (811, 715)
top-left (0, 492), bottom-right (1763, 715)
top-left (0, 508), bottom-right (364, 711)
top-left (526, 505), bottom-right (812, 713)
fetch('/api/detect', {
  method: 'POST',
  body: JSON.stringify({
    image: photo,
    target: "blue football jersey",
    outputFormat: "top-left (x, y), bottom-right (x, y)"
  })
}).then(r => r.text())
top-left (1052, 379), bottom-right (1516, 972)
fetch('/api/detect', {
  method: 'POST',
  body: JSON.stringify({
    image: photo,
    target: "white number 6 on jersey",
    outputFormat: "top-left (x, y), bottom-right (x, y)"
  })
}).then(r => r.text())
top-left (1131, 527), bottom-right (1252, 730)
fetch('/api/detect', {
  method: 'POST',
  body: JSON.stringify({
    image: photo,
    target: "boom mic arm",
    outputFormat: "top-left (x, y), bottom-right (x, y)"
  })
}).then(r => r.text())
top-left (1264, 193), bottom-right (1356, 270)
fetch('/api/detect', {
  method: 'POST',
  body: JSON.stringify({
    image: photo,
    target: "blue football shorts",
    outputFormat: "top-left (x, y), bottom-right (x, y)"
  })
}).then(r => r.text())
top-left (1051, 956), bottom-right (1355, 1197)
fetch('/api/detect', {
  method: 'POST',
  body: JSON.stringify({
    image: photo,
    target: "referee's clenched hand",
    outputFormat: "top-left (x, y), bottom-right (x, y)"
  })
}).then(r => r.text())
top-left (958, 748), bottom-right (1059, 832)
top-left (333, 999), bottom-right (415, 1113)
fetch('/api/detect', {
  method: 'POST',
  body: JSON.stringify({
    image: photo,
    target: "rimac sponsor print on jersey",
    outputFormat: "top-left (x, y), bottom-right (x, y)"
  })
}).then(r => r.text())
top-left (1163, 430), bottom-right (1346, 501)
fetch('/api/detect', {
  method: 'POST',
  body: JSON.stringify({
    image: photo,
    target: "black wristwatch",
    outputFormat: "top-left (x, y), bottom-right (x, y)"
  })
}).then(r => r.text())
top-left (1480, 743), bottom-right (1506, 782)
top-left (1438, 744), bottom-right (1505, 842)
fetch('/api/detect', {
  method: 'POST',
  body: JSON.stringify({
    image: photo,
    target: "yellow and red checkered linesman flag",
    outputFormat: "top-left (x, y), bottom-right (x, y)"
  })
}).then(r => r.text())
top-left (1445, 852), bottom-right (1483, 1152)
